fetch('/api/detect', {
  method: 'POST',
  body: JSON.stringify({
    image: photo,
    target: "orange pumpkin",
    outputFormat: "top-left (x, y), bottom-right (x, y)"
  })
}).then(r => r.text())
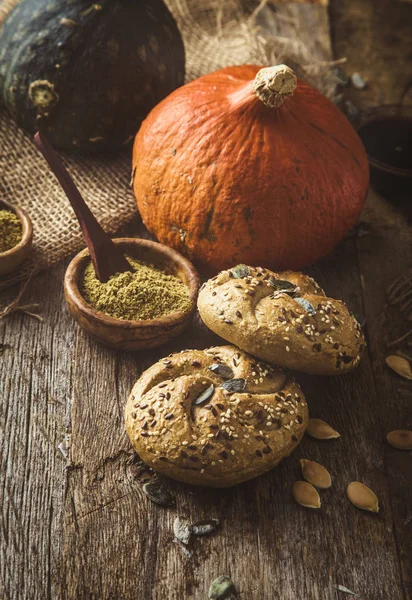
top-left (132, 64), bottom-right (369, 272)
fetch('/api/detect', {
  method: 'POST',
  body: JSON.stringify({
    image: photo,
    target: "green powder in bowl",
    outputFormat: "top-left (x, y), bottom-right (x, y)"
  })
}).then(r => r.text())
top-left (80, 256), bottom-right (192, 321)
top-left (0, 209), bottom-right (22, 253)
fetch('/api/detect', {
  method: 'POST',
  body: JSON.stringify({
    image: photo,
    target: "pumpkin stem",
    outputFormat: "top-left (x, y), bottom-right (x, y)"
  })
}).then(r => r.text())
top-left (252, 65), bottom-right (297, 108)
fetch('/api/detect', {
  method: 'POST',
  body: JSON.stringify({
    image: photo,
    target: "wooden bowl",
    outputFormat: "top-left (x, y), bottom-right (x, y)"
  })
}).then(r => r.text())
top-left (64, 238), bottom-right (200, 351)
top-left (0, 199), bottom-right (33, 277)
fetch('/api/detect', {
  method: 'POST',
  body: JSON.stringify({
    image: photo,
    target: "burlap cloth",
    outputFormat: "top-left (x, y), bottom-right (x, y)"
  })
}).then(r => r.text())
top-left (0, 0), bottom-right (334, 291)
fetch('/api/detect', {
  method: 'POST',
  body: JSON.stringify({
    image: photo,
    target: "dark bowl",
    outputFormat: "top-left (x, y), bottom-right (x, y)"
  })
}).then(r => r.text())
top-left (355, 105), bottom-right (412, 197)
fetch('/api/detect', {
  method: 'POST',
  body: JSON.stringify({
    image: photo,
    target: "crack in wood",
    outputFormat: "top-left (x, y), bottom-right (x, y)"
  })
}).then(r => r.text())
top-left (66, 491), bottom-right (133, 526)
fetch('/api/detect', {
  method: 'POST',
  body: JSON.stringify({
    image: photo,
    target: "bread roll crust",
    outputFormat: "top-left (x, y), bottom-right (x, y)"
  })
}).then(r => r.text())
top-left (125, 345), bottom-right (308, 487)
top-left (197, 267), bottom-right (366, 375)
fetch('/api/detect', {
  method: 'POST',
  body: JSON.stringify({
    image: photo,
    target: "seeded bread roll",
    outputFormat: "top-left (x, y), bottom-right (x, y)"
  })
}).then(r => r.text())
top-left (125, 345), bottom-right (308, 487)
top-left (197, 266), bottom-right (366, 375)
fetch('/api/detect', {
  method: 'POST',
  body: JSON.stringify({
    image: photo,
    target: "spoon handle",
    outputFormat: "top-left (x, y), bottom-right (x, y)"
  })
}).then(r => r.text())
top-left (34, 132), bottom-right (131, 282)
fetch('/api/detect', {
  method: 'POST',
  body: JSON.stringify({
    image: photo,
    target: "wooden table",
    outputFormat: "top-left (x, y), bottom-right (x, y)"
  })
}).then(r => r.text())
top-left (1, 2), bottom-right (412, 599)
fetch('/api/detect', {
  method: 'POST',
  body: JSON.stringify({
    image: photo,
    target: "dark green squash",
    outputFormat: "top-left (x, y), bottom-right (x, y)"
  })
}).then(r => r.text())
top-left (0, 0), bottom-right (185, 152)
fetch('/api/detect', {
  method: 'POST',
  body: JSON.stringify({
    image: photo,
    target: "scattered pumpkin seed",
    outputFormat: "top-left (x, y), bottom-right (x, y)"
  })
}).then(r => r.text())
top-left (142, 480), bottom-right (175, 506)
top-left (344, 99), bottom-right (359, 121)
top-left (335, 584), bottom-right (359, 596)
top-left (306, 418), bottom-right (340, 440)
top-left (351, 72), bottom-right (367, 90)
top-left (194, 384), bottom-right (215, 406)
top-left (173, 517), bottom-right (192, 545)
top-left (192, 518), bottom-right (220, 536)
top-left (346, 482), bottom-right (379, 512)
top-left (386, 355), bottom-right (412, 380)
top-left (231, 264), bottom-right (250, 278)
top-left (294, 297), bottom-right (316, 315)
top-left (300, 459), bottom-right (332, 489)
top-left (333, 67), bottom-right (349, 87)
top-left (292, 481), bottom-right (321, 509)
top-left (208, 575), bottom-right (235, 600)
top-left (221, 378), bottom-right (247, 394)
top-left (386, 430), bottom-right (412, 450)
top-left (209, 363), bottom-right (234, 380)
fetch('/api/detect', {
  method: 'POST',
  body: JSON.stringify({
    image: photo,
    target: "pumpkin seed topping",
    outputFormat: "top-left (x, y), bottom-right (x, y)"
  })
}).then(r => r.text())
top-left (268, 276), bottom-right (297, 295)
top-left (192, 518), bottom-right (220, 536)
top-left (208, 575), bottom-right (235, 600)
top-left (221, 378), bottom-right (247, 393)
top-left (231, 264), bottom-right (250, 279)
top-left (142, 480), bottom-right (175, 506)
top-left (194, 384), bottom-right (215, 406)
top-left (386, 355), bottom-right (412, 380)
top-left (173, 517), bottom-right (192, 545)
top-left (300, 459), bottom-right (332, 489)
top-left (386, 430), bottom-right (412, 450)
top-left (292, 481), bottom-right (321, 509)
top-left (209, 363), bottom-right (234, 379)
top-left (306, 418), bottom-right (340, 440)
top-left (294, 297), bottom-right (316, 315)
top-left (347, 482), bottom-right (379, 512)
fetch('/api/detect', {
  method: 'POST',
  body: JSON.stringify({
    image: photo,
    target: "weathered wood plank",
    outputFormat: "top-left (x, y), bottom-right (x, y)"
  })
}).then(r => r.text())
top-left (0, 263), bottom-right (73, 600)
top-left (329, 0), bottom-right (412, 107)
top-left (1, 210), bottom-right (408, 600)
top-left (330, 0), bottom-right (412, 594)
top-left (61, 220), bottom-right (406, 600)
top-left (355, 191), bottom-right (412, 599)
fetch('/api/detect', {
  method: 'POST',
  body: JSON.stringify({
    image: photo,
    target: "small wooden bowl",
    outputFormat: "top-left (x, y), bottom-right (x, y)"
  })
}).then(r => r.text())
top-left (0, 199), bottom-right (33, 277)
top-left (64, 238), bottom-right (200, 351)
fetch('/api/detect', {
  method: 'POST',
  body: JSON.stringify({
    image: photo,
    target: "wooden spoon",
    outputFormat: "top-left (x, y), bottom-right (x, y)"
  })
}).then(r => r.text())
top-left (34, 131), bottom-right (131, 282)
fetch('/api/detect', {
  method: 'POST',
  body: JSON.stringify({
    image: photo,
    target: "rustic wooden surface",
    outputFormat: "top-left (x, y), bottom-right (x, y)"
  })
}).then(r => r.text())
top-left (330, 0), bottom-right (412, 107)
top-left (1, 1), bottom-right (412, 599)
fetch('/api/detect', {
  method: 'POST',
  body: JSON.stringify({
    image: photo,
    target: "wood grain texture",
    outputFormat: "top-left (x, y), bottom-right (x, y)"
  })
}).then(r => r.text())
top-left (0, 263), bottom-right (74, 600)
top-left (356, 192), bottom-right (412, 598)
